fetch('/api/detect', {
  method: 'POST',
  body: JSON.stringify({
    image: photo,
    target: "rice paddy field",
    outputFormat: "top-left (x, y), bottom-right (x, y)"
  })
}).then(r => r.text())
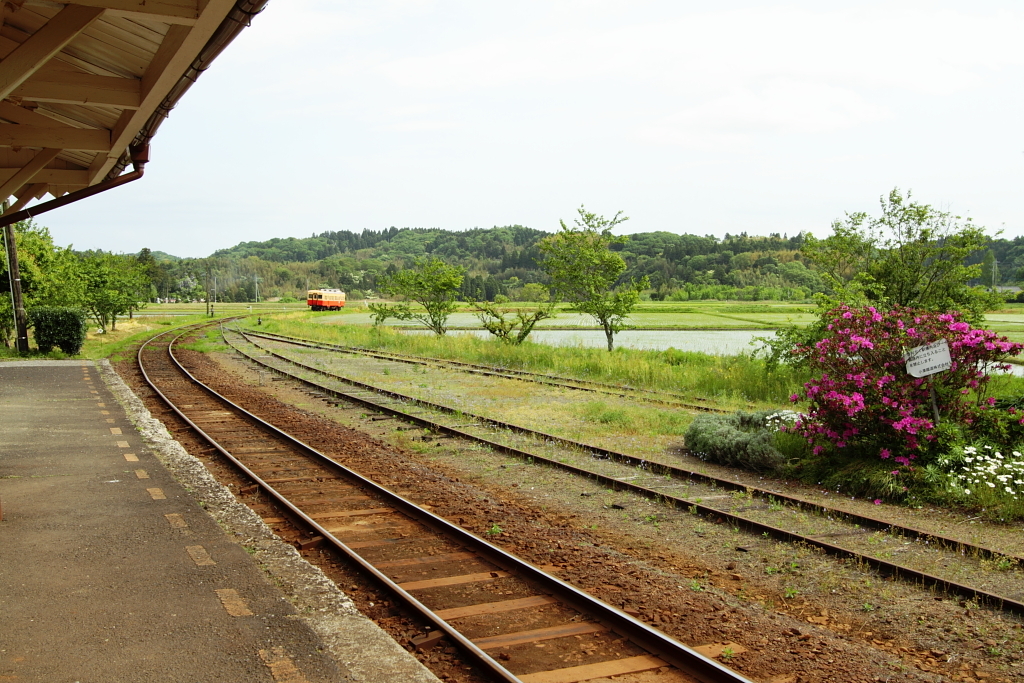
top-left (324, 301), bottom-right (819, 330)
top-left (100, 300), bottom-right (1024, 338)
top-left (314, 299), bottom-right (1024, 331)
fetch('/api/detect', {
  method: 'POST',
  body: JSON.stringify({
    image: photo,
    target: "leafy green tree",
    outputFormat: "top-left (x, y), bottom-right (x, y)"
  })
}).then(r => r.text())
top-left (470, 299), bottom-right (556, 345)
top-left (1, 220), bottom-right (81, 346)
top-left (761, 189), bottom-right (1001, 369)
top-left (803, 189), bottom-right (1000, 320)
top-left (372, 257), bottom-right (464, 335)
top-left (979, 249), bottom-right (997, 290)
top-left (137, 247), bottom-right (174, 301)
top-left (517, 282), bottom-right (549, 302)
top-left (539, 206), bottom-right (649, 351)
top-left (78, 252), bottom-right (150, 332)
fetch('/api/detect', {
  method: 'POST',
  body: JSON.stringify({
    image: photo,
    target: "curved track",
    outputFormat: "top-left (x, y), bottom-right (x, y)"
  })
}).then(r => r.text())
top-left (224, 324), bottom-right (1024, 619)
top-left (138, 324), bottom-right (753, 683)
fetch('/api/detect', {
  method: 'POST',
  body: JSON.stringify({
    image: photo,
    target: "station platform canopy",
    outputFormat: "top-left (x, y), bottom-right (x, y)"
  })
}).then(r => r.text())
top-left (0, 0), bottom-right (264, 211)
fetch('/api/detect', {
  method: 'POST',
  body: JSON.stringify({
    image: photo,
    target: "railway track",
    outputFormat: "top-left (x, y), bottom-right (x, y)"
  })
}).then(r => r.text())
top-left (242, 328), bottom-right (728, 413)
top-left (139, 323), bottom-right (753, 683)
top-left (223, 324), bottom-right (1024, 619)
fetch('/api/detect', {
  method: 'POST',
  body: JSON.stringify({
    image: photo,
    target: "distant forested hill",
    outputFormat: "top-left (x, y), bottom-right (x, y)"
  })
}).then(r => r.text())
top-left (173, 225), bottom-right (818, 303)
top-left (213, 226), bottom-right (549, 262)
top-left (138, 223), bottom-right (1019, 304)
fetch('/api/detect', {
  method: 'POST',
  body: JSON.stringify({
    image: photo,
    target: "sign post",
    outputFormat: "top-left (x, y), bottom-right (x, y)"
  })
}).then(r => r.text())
top-left (905, 339), bottom-right (952, 425)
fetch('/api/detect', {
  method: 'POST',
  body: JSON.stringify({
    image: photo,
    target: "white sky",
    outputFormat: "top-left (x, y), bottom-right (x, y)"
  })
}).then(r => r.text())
top-left (38, 0), bottom-right (1024, 257)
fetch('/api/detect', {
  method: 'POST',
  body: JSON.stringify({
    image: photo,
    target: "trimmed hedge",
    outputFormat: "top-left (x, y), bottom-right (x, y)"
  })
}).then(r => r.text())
top-left (29, 306), bottom-right (87, 355)
top-left (684, 410), bottom-right (787, 473)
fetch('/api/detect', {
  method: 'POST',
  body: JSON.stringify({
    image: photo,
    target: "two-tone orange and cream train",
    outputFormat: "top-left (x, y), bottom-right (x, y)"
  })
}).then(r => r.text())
top-left (306, 289), bottom-right (346, 311)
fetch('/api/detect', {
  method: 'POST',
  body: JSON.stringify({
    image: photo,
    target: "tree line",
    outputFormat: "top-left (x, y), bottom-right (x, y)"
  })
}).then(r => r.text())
top-left (0, 221), bottom-right (151, 345)
top-left (142, 226), bottom-right (826, 305)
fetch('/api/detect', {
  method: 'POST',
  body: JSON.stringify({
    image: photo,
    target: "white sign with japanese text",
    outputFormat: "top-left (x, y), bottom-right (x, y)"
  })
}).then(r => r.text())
top-left (905, 339), bottom-right (952, 378)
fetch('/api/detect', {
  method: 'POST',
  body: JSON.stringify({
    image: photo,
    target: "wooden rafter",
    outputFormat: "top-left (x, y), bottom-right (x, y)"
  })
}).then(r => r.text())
top-left (0, 167), bottom-right (88, 185)
top-left (13, 70), bottom-right (141, 108)
top-left (0, 146), bottom-right (60, 200)
top-left (23, 0), bottom-right (200, 26)
top-left (0, 100), bottom-right (71, 126)
top-left (0, 5), bottom-right (105, 101)
top-left (0, 123), bottom-right (110, 150)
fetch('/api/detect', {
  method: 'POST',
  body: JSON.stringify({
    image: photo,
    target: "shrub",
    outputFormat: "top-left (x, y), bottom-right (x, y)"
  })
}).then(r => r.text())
top-left (29, 306), bottom-right (87, 355)
top-left (788, 305), bottom-right (1022, 468)
top-left (684, 411), bottom-right (791, 473)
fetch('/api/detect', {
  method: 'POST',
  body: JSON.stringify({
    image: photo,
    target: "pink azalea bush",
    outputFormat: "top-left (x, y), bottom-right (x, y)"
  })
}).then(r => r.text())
top-left (787, 305), bottom-right (1023, 467)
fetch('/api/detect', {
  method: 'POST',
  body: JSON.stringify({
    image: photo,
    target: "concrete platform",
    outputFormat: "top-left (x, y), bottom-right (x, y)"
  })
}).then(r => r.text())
top-left (0, 360), bottom-right (439, 683)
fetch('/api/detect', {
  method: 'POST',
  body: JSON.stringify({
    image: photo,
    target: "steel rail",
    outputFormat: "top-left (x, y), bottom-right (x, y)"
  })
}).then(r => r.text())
top-left (224, 326), bottom-right (1024, 618)
top-left (139, 324), bottom-right (754, 683)
top-left (243, 328), bottom-right (724, 412)
top-left (234, 327), bottom-right (1024, 565)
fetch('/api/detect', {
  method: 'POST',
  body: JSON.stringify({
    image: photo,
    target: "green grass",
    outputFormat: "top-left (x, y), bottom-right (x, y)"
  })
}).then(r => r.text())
top-left (577, 400), bottom-right (691, 435)
top-left (175, 326), bottom-right (231, 353)
top-left (243, 313), bottom-right (809, 406)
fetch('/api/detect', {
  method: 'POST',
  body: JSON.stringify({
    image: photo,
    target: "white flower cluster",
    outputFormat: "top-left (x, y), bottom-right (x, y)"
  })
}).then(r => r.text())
top-left (954, 445), bottom-right (1024, 498)
top-left (763, 410), bottom-right (800, 432)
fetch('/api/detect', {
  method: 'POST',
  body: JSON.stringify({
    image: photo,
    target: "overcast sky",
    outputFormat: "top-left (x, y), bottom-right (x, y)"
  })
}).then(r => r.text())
top-left (37, 0), bottom-right (1024, 257)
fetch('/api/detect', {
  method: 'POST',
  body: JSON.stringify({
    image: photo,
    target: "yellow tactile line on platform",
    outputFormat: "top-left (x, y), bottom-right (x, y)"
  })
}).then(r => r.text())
top-left (259, 646), bottom-right (310, 683)
top-left (215, 588), bottom-right (254, 617)
top-left (164, 514), bottom-right (188, 529)
top-left (185, 545), bottom-right (216, 566)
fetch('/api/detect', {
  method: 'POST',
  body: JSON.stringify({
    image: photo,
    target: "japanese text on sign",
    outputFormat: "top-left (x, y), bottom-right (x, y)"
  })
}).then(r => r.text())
top-left (905, 339), bottom-right (952, 378)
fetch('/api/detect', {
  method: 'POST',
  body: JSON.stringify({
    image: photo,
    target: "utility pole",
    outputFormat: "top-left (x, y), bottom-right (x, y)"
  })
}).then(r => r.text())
top-left (254, 274), bottom-right (259, 304)
top-left (2, 202), bottom-right (28, 353)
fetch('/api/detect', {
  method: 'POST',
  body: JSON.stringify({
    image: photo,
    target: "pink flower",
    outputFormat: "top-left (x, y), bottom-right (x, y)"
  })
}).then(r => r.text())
top-left (873, 499), bottom-right (882, 505)
top-left (879, 448), bottom-right (891, 459)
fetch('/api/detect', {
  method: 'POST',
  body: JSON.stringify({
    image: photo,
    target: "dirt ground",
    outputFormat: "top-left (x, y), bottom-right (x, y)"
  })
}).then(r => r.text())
top-left (117, 345), bottom-right (1024, 683)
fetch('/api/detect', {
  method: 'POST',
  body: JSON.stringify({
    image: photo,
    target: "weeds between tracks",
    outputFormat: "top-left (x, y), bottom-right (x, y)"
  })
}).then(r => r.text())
top-left (246, 314), bottom-right (809, 408)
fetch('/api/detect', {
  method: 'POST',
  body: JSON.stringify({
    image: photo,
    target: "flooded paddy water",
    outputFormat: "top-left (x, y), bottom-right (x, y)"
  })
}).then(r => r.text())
top-left (413, 328), bottom-right (766, 355)
top-left (320, 311), bottom-right (769, 354)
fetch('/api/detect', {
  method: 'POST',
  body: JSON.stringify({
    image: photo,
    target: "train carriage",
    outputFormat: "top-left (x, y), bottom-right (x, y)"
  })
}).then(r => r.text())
top-left (307, 289), bottom-right (346, 311)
